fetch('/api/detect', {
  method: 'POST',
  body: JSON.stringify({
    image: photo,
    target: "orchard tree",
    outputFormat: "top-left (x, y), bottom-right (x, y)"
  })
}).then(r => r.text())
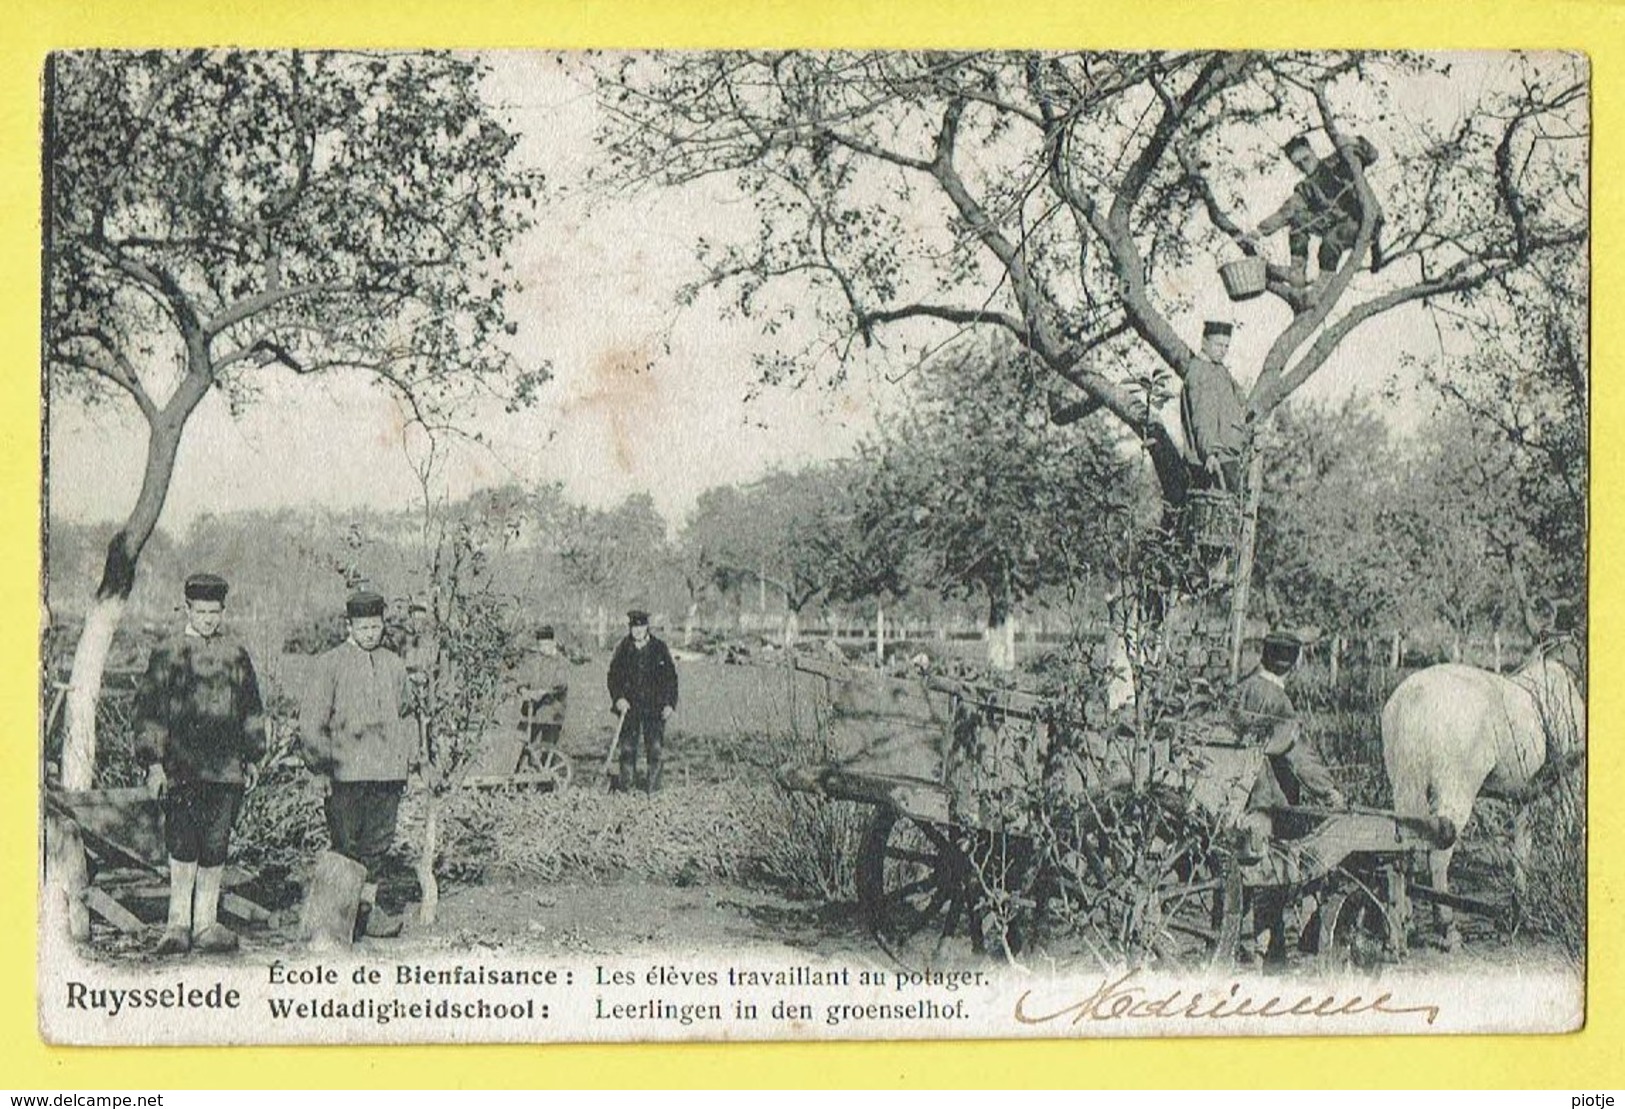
top-left (1252, 399), bottom-right (1414, 639)
top-left (555, 494), bottom-right (675, 617)
top-left (46, 50), bottom-right (544, 789)
top-left (596, 51), bottom-right (1587, 618)
top-left (852, 342), bottom-right (1139, 668)
top-left (682, 463), bottom-right (863, 619)
top-left (1422, 258), bottom-right (1587, 638)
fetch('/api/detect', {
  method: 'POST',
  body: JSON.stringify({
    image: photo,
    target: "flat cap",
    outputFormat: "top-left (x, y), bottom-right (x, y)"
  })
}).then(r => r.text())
top-left (626, 609), bottom-right (650, 626)
top-left (346, 590), bottom-right (387, 618)
top-left (1283, 134), bottom-right (1315, 154)
top-left (536, 624), bottom-right (556, 640)
top-left (1203, 320), bottom-right (1234, 337)
top-left (183, 573), bottom-right (229, 602)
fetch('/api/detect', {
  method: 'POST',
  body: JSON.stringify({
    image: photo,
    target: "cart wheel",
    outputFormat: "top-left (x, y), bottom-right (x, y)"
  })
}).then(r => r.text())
top-left (856, 807), bottom-right (987, 968)
top-left (1311, 885), bottom-right (1397, 972)
top-left (532, 747), bottom-right (573, 791)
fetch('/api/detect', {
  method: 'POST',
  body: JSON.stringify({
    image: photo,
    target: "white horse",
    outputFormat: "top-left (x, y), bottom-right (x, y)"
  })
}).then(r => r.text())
top-left (1381, 646), bottom-right (1585, 944)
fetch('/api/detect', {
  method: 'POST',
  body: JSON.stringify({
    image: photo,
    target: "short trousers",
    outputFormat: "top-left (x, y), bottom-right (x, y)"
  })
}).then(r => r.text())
top-left (163, 780), bottom-right (245, 867)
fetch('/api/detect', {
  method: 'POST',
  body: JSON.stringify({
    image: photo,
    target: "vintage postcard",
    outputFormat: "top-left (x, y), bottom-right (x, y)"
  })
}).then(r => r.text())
top-left (37, 47), bottom-right (1587, 1047)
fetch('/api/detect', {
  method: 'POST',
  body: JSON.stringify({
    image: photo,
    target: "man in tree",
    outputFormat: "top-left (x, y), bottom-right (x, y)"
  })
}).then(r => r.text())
top-left (133, 572), bottom-right (266, 955)
top-left (516, 625), bottom-right (570, 773)
top-left (1246, 134), bottom-right (1382, 289)
top-left (1179, 321), bottom-right (1247, 493)
top-left (299, 591), bottom-right (416, 939)
top-left (607, 608), bottom-right (679, 793)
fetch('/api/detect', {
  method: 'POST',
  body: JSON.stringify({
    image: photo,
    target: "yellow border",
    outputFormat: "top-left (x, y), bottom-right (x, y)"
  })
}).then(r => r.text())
top-left (5, 0), bottom-right (1617, 1089)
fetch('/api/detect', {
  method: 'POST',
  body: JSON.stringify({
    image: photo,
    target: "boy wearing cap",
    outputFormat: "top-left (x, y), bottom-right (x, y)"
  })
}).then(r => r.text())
top-left (134, 572), bottom-right (267, 954)
top-left (607, 609), bottom-right (679, 792)
top-left (1245, 134), bottom-right (1382, 287)
top-left (516, 625), bottom-right (569, 773)
top-left (1180, 321), bottom-right (1246, 492)
top-left (1234, 629), bottom-right (1345, 961)
top-left (299, 590), bottom-right (416, 938)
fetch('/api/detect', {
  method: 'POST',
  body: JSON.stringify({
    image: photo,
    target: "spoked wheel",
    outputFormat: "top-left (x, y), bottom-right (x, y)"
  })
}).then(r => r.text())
top-left (856, 807), bottom-right (995, 968)
top-left (1042, 790), bottom-right (1242, 969)
top-left (528, 747), bottom-right (574, 790)
top-left (1308, 874), bottom-right (1402, 972)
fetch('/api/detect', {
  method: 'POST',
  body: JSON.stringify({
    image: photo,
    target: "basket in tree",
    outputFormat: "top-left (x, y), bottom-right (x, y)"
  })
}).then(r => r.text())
top-left (1186, 488), bottom-right (1241, 549)
top-left (1219, 256), bottom-right (1267, 301)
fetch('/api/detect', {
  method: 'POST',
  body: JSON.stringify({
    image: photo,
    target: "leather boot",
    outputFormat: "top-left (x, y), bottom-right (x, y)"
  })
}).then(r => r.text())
top-left (357, 882), bottom-right (403, 939)
top-left (645, 761), bottom-right (663, 794)
top-left (191, 865), bottom-right (238, 953)
top-left (156, 858), bottom-right (196, 955)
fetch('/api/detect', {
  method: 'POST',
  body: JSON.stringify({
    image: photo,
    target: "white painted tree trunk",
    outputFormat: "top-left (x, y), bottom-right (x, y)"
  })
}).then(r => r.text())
top-left (986, 614), bottom-right (1017, 672)
top-left (1493, 629), bottom-right (1503, 672)
top-left (595, 605), bottom-right (607, 649)
top-left (874, 607), bottom-right (886, 665)
top-left (61, 594), bottom-right (127, 791)
top-left (684, 604), bottom-right (697, 648)
top-left (1330, 635), bottom-right (1342, 686)
top-left (1390, 630), bottom-right (1403, 669)
top-left (416, 794), bottom-right (441, 926)
top-left (1103, 628), bottom-right (1135, 713)
top-left (782, 610), bottom-right (799, 648)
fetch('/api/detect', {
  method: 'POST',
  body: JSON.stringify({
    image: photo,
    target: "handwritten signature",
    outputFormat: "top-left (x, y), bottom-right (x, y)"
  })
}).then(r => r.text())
top-left (1014, 968), bottom-right (1439, 1027)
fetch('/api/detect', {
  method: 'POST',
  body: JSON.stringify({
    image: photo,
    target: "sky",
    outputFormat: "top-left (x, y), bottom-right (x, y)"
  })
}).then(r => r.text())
top-left (45, 51), bottom-right (1564, 537)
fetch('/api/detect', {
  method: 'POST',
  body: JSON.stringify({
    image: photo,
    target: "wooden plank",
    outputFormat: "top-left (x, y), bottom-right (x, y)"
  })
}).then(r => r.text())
top-left (83, 887), bottom-right (145, 935)
top-left (1410, 883), bottom-right (1506, 922)
top-left (222, 891), bottom-right (273, 924)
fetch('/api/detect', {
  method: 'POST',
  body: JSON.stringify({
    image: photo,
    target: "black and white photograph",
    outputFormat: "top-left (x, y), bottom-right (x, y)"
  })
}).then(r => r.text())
top-left (39, 48), bottom-right (1588, 1045)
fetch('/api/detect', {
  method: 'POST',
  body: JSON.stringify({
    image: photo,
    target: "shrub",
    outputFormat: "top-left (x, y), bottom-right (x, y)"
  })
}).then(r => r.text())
top-left (434, 782), bottom-right (767, 884)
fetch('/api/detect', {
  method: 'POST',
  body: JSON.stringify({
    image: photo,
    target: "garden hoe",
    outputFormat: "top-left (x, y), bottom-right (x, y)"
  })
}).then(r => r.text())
top-left (603, 706), bottom-right (629, 791)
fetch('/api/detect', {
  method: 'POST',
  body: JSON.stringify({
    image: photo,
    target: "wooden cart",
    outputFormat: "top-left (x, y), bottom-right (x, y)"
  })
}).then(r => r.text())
top-left (778, 662), bottom-right (1460, 970)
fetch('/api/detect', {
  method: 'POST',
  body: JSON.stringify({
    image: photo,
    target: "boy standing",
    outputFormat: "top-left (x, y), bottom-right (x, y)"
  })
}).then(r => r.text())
top-left (134, 572), bottom-right (267, 955)
top-left (299, 590), bottom-right (416, 938)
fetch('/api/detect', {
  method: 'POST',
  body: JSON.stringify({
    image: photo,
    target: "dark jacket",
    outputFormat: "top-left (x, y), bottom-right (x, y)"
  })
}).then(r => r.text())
top-left (607, 635), bottom-right (679, 716)
top-left (133, 631), bottom-right (267, 784)
top-left (1233, 669), bottom-right (1342, 809)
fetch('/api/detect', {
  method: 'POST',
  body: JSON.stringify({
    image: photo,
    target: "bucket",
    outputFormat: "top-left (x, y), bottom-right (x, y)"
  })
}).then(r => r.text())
top-left (1219, 256), bottom-right (1268, 301)
top-left (1186, 489), bottom-right (1240, 549)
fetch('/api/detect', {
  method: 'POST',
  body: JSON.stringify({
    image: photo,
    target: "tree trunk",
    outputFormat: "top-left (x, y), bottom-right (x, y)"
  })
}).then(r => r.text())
top-left (43, 812), bottom-right (89, 941)
top-left (61, 414), bottom-right (188, 791)
top-left (874, 606), bottom-right (885, 665)
top-left (986, 595), bottom-right (1016, 672)
top-left (1103, 626), bottom-right (1135, 714)
top-left (1494, 629), bottom-right (1503, 672)
top-left (1390, 630), bottom-right (1403, 670)
top-left (1329, 635), bottom-right (1342, 686)
top-left (684, 603), bottom-right (697, 648)
top-left (782, 609), bottom-right (799, 649)
top-left (416, 792), bottom-right (441, 926)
